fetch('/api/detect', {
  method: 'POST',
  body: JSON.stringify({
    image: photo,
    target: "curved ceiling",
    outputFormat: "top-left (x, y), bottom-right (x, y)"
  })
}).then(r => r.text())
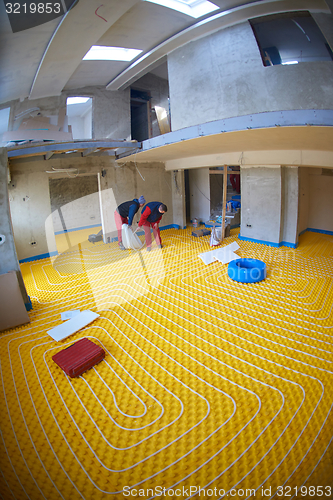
top-left (0, 0), bottom-right (330, 105)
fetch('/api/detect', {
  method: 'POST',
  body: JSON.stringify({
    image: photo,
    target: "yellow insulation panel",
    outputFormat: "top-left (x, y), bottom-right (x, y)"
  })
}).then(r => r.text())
top-left (0, 228), bottom-right (332, 500)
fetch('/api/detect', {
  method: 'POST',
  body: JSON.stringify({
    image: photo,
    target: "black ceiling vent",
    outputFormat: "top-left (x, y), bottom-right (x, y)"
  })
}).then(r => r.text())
top-left (321, 169), bottom-right (333, 176)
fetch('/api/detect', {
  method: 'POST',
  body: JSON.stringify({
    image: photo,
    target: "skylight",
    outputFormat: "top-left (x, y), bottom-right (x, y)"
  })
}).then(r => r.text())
top-left (83, 46), bottom-right (143, 62)
top-left (66, 97), bottom-right (90, 105)
top-left (281, 60), bottom-right (299, 65)
top-left (144, 0), bottom-right (219, 18)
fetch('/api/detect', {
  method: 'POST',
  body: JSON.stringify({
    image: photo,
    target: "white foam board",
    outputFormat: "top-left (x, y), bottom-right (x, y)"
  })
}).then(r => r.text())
top-left (199, 250), bottom-right (217, 265)
top-left (199, 241), bottom-right (240, 265)
top-left (215, 251), bottom-right (239, 264)
top-left (47, 310), bottom-right (99, 341)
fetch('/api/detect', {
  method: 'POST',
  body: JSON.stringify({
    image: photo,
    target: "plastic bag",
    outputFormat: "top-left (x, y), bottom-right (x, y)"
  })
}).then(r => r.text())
top-left (122, 224), bottom-right (143, 250)
top-left (210, 225), bottom-right (222, 247)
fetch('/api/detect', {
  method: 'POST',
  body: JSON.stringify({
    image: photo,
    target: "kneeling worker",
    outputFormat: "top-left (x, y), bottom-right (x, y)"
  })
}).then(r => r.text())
top-left (138, 202), bottom-right (167, 251)
top-left (115, 196), bottom-right (146, 250)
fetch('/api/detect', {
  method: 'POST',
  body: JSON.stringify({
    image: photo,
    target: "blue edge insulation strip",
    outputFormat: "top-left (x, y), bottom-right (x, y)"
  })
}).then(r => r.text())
top-left (238, 228), bottom-right (333, 248)
top-left (19, 224), bottom-right (183, 264)
top-left (20, 226), bottom-right (333, 264)
top-left (21, 226), bottom-right (333, 311)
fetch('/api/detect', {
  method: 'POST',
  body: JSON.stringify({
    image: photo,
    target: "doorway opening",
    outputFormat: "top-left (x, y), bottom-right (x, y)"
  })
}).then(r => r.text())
top-left (184, 169), bottom-right (191, 223)
top-left (130, 89), bottom-right (151, 142)
top-left (209, 166), bottom-right (241, 227)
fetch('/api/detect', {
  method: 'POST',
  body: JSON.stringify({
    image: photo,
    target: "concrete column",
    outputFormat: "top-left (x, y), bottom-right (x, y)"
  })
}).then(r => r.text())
top-left (0, 148), bottom-right (29, 303)
top-left (240, 166), bottom-right (282, 245)
top-left (240, 165), bottom-right (299, 247)
top-left (281, 166), bottom-right (299, 246)
top-left (98, 170), bottom-right (118, 243)
top-left (298, 167), bottom-right (310, 234)
top-left (171, 170), bottom-right (186, 229)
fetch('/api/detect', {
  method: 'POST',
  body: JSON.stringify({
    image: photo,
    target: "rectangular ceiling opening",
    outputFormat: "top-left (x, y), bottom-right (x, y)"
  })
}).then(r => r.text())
top-left (144, 0), bottom-right (219, 18)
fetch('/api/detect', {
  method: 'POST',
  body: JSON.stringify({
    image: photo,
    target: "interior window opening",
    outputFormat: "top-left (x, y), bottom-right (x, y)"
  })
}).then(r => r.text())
top-left (250, 11), bottom-right (333, 67)
top-left (66, 96), bottom-right (92, 140)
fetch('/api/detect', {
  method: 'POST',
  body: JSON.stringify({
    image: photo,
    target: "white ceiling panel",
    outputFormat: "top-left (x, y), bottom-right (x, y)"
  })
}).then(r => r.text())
top-left (64, 61), bottom-right (131, 89)
top-left (97, 1), bottom-right (194, 49)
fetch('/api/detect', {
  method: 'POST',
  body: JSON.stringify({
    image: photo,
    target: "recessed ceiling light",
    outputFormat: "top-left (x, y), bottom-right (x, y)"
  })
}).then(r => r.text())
top-left (282, 60), bottom-right (299, 65)
top-left (83, 46), bottom-right (143, 62)
top-left (144, 0), bottom-right (219, 18)
top-left (67, 97), bottom-right (90, 105)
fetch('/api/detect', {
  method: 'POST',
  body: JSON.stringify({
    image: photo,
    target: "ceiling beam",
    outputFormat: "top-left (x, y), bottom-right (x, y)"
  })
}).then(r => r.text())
top-left (7, 140), bottom-right (140, 159)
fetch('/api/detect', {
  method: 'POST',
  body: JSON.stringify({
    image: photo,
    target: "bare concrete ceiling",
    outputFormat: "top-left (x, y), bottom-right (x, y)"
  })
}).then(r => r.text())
top-left (1, 0), bottom-right (329, 104)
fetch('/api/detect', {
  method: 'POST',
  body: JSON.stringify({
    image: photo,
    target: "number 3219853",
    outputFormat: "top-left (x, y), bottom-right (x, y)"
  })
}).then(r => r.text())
top-left (5, 3), bottom-right (61, 14)
top-left (277, 486), bottom-right (331, 496)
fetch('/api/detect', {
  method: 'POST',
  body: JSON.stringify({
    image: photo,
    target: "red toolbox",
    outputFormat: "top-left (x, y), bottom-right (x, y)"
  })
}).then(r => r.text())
top-left (52, 338), bottom-right (105, 378)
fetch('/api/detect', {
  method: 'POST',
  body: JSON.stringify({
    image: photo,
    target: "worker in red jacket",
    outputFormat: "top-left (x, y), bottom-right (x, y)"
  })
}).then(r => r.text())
top-left (115, 196), bottom-right (146, 250)
top-left (138, 201), bottom-right (167, 251)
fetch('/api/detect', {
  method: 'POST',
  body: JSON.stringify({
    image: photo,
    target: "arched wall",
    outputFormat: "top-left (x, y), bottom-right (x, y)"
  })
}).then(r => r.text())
top-left (167, 18), bottom-right (333, 131)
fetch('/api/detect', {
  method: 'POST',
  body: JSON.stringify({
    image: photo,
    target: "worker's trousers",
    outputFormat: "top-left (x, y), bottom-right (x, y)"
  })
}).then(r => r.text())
top-left (142, 222), bottom-right (161, 248)
top-left (114, 210), bottom-right (128, 243)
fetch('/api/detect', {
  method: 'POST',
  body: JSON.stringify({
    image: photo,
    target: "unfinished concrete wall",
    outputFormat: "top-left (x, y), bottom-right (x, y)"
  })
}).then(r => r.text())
top-left (9, 155), bottom-right (174, 259)
top-left (240, 166), bottom-right (282, 244)
top-left (9, 155), bottom-right (109, 261)
top-left (0, 149), bottom-right (21, 273)
top-left (312, 12), bottom-right (333, 49)
top-left (49, 175), bottom-right (101, 233)
top-left (308, 168), bottom-right (333, 232)
top-left (132, 73), bottom-right (170, 137)
top-left (87, 86), bottom-right (130, 140)
top-left (281, 166), bottom-right (299, 245)
top-left (189, 168), bottom-right (210, 223)
top-left (0, 148), bottom-right (29, 302)
top-left (8, 157), bottom-right (57, 261)
top-left (97, 160), bottom-right (174, 241)
top-left (168, 19), bottom-right (333, 130)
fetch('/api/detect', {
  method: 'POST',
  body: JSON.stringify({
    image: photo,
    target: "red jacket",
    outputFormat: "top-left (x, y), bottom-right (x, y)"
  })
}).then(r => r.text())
top-left (139, 202), bottom-right (163, 226)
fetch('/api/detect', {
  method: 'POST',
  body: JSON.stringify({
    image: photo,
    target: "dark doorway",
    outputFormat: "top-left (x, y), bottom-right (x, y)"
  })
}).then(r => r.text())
top-left (184, 169), bottom-right (190, 223)
top-left (130, 89), bottom-right (150, 142)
